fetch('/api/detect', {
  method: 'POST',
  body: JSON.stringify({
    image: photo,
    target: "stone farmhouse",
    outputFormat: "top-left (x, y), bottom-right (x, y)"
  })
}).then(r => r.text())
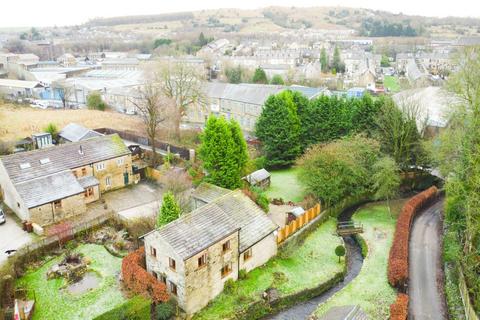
top-left (0, 134), bottom-right (133, 226)
top-left (142, 189), bottom-right (278, 315)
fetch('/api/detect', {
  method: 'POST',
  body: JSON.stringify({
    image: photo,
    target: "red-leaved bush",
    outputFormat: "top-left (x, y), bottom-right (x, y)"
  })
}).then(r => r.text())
top-left (122, 246), bottom-right (169, 303)
top-left (390, 293), bottom-right (409, 320)
top-left (387, 186), bottom-right (438, 289)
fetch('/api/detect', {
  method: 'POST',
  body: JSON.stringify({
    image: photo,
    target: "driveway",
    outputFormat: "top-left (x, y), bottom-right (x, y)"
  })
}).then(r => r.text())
top-left (102, 182), bottom-right (164, 221)
top-left (0, 208), bottom-right (35, 266)
top-left (409, 198), bottom-right (447, 319)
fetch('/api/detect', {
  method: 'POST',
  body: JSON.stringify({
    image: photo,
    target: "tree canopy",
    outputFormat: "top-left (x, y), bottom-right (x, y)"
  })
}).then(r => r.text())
top-left (199, 116), bottom-right (248, 189)
top-left (252, 67), bottom-right (268, 84)
top-left (157, 191), bottom-right (181, 227)
top-left (255, 91), bottom-right (301, 167)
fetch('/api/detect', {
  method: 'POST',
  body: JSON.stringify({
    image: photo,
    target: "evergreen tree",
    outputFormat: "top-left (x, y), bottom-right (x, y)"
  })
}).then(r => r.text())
top-left (157, 191), bottom-right (181, 227)
top-left (270, 74), bottom-right (285, 85)
top-left (255, 91), bottom-right (301, 167)
top-left (252, 67), bottom-right (268, 84)
top-left (199, 116), bottom-right (247, 189)
top-left (320, 48), bottom-right (329, 73)
top-left (229, 119), bottom-right (249, 176)
top-left (332, 46), bottom-right (345, 73)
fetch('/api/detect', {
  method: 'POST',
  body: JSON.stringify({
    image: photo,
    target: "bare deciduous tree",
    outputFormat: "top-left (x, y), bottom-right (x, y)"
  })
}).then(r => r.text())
top-left (52, 80), bottom-right (74, 109)
top-left (159, 168), bottom-right (192, 213)
top-left (131, 84), bottom-right (174, 167)
top-left (156, 61), bottom-right (205, 140)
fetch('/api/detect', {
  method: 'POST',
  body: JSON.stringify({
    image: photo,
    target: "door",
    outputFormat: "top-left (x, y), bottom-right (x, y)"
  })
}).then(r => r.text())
top-left (124, 172), bottom-right (129, 185)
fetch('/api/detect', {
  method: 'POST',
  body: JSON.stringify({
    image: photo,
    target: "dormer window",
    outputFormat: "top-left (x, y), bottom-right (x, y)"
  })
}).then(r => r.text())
top-left (19, 163), bottom-right (31, 169)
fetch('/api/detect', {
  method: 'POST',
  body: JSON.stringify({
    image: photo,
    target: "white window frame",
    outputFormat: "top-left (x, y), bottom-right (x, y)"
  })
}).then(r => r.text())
top-left (116, 158), bottom-right (124, 166)
top-left (96, 162), bottom-right (106, 171)
top-left (105, 176), bottom-right (112, 187)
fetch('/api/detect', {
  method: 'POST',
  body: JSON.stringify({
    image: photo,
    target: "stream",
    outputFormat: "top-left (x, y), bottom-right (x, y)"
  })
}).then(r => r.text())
top-left (263, 203), bottom-right (366, 320)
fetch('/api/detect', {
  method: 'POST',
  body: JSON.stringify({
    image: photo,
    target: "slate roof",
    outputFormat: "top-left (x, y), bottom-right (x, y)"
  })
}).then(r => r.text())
top-left (15, 171), bottom-right (84, 208)
top-left (243, 168), bottom-right (271, 185)
top-left (192, 182), bottom-right (232, 204)
top-left (0, 134), bottom-right (130, 184)
top-left (59, 123), bottom-right (103, 142)
top-left (77, 176), bottom-right (99, 188)
top-left (147, 190), bottom-right (278, 259)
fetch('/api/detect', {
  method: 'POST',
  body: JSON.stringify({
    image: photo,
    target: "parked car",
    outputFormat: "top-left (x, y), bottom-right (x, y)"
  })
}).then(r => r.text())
top-left (0, 208), bottom-right (6, 225)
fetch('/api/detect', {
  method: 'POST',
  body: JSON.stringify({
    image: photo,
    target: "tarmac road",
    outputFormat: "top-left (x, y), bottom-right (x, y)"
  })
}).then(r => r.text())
top-left (409, 198), bottom-right (447, 320)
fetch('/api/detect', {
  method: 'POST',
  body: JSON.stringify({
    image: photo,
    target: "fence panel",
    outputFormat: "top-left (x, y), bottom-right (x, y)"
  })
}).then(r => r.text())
top-left (277, 203), bottom-right (322, 244)
top-left (459, 266), bottom-right (480, 320)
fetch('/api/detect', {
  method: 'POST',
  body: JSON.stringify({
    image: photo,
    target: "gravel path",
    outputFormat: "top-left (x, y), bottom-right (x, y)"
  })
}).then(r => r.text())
top-left (409, 198), bottom-right (447, 320)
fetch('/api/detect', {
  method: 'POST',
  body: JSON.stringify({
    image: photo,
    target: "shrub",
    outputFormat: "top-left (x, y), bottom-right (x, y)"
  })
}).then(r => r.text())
top-left (238, 269), bottom-right (248, 280)
top-left (93, 296), bottom-right (151, 320)
top-left (224, 279), bottom-right (236, 294)
top-left (390, 293), bottom-right (408, 320)
top-left (242, 187), bottom-right (270, 213)
top-left (387, 186), bottom-right (438, 289)
top-left (87, 92), bottom-right (107, 111)
top-left (121, 247), bottom-right (169, 303)
top-left (155, 300), bottom-right (176, 320)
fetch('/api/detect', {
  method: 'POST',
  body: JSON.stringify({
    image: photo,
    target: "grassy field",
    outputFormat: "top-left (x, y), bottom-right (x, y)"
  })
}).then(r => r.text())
top-left (384, 76), bottom-right (401, 93)
top-left (0, 104), bottom-right (143, 141)
top-left (193, 219), bottom-right (344, 320)
top-left (265, 167), bottom-right (306, 203)
top-left (16, 244), bottom-right (127, 320)
top-left (314, 201), bottom-right (405, 318)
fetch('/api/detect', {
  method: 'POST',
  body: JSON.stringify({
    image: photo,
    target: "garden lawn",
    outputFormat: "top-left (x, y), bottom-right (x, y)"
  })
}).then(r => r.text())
top-left (384, 76), bottom-right (401, 93)
top-left (265, 167), bottom-right (306, 203)
top-left (16, 244), bottom-right (127, 320)
top-left (315, 202), bottom-right (400, 319)
top-left (193, 219), bottom-right (344, 320)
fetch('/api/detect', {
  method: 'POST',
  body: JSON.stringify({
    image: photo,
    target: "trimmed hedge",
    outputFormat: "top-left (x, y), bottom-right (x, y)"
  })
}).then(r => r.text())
top-left (390, 293), bottom-right (408, 320)
top-left (93, 296), bottom-right (151, 320)
top-left (122, 247), bottom-right (169, 303)
top-left (387, 186), bottom-right (438, 290)
top-left (354, 234), bottom-right (368, 259)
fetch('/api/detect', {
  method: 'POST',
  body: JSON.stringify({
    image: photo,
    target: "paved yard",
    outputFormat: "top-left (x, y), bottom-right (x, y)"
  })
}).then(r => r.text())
top-left (103, 182), bottom-right (164, 220)
top-left (0, 207), bottom-right (36, 266)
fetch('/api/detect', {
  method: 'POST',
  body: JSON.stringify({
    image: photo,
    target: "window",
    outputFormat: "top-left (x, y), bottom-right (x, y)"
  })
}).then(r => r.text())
top-left (105, 176), bottom-right (112, 187)
top-left (222, 240), bottom-right (231, 253)
top-left (84, 187), bottom-right (94, 198)
top-left (19, 163), bottom-right (31, 169)
top-left (150, 246), bottom-right (157, 258)
top-left (72, 170), bottom-right (78, 178)
top-left (96, 162), bottom-right (106, 171)
top-left (158, 273), bottom-right (167, 284)
top-left (54, 200), bottom-right (62, 209)
top-left (243, 248), bottom-right (253, 261)
top-left (39, 158), bottom-right (50, 165)
top-left (169, 257), bottom-right (176, 271)
top-left (169, 281), bottom-right (178, 296)
top-left (17, 202), bottom-right (20, 208)
top-left (116, 158), bottom-right (124, 166)
top-left (81, 168), bottom-right (87, 176)
top-left (198, 253), bottom-right (207, 268)
top-left (221, 263), bottom-right (232, 278)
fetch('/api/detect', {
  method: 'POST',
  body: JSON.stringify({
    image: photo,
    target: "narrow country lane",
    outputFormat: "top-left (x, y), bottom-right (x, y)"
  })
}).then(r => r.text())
top-left (409, 198), bottom-right (447, 320)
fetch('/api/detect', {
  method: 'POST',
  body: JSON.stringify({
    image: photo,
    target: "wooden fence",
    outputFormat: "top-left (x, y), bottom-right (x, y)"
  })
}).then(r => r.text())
top-left (95, 128), bottom-right (191, 160)
top-left (459, 265), bottom-right (480, 320)
top-left (277, 204), bottom-right (321, 244)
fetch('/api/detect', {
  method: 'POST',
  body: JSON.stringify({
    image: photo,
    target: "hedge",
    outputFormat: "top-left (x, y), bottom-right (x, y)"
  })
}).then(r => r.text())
top-left (387, 186), bottom-right (438, 290)
top-left (93, 296), bottom-right (151, 320)
top-left (390, 293), bottom-right (408, 320)
top-left (122, 247), bottom-right (169, 303)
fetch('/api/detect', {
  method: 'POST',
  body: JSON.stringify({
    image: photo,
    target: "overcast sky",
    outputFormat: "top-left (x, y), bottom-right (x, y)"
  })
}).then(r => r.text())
top-left (1, 0), bottom-right (479, 28)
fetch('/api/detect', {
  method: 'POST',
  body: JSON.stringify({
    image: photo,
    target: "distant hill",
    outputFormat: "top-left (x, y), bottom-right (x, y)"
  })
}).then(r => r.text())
top-left (83, 6), bottom-right (480, 38)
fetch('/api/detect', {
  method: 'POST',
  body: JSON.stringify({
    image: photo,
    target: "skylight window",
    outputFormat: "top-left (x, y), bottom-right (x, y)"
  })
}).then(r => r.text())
top-left (19, 163), bottom-right (31, 169)
top-left (40, 158), bottom-right (50, 165)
